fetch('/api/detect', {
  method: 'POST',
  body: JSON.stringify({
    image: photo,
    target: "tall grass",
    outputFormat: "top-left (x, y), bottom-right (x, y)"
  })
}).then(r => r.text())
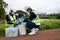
top-left (39, 19), bottom-right (60, 29)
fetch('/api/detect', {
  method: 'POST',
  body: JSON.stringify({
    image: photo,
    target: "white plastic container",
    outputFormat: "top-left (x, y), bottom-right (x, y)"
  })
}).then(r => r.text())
top-left (5, 27), bottom-right (18, 37)
top-left (18, 22), bottom-right (26, 35)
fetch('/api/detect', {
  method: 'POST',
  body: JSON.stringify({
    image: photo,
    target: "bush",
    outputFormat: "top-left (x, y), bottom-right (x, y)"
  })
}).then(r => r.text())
top-left (39, 13), bottom-right (60, 19)
top-left (39, 19), bottom-right (60, 30)
top-left (0, 23), bottom-right (7, 36)
top-left (0, 8), bottom-right (6, 19)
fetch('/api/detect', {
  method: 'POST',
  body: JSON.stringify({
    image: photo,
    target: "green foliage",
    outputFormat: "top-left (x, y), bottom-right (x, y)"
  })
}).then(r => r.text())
top-left (0, 0), bottom-right (8, 8)
top-left (56, 13), bottom-right (60, 19)
top-left (0, 8), bottom-right (5, 19)
top-left (39, 13), bottom-right (60, 19)
top-left (39, 16), bottom-right (48, 19)
top-left (0, 23), bottom-right (7, 36)
top-left (0, 0), bottom-right (8, 19)
top-left (40, 20), bottom-right (60, 29)
top-left (0, 20), bottom-right (7, 36)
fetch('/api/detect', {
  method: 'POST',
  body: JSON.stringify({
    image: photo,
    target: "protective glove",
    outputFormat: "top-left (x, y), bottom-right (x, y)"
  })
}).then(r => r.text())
top-left (18, 18), bottom-right (24, 23)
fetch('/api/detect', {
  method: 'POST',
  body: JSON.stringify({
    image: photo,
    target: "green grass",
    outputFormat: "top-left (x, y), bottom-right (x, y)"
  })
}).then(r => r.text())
top-left (39, 19), bottom-right (60, 30)
top-left (0, 23), bottom-right (7, 36)
top-left (0, 20), bottom-right (7, 36)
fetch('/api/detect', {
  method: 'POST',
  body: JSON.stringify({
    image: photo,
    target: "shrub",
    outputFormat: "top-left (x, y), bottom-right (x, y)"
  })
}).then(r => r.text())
top-left (39, 19), bottom-right (60, 30)
top-left (0, 23), bottom-right (7, 36)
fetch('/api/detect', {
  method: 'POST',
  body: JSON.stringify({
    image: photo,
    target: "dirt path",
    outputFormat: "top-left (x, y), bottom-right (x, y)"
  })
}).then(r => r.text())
top-left (0, 28), bottom-right (60, 40)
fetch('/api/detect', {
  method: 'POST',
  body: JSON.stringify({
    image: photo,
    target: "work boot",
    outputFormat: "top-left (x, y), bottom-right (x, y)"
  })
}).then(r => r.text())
top-left (28, 28), bottom-right (36, 35)
top-left (35, 28), bottom-right (39, 32)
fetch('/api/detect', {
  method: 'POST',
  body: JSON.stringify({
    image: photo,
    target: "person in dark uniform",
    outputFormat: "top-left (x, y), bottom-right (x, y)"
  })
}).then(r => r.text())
top-left (24, 7), bottom-right (39, 35)
top-left (6, 10), bottom-right (19, 27)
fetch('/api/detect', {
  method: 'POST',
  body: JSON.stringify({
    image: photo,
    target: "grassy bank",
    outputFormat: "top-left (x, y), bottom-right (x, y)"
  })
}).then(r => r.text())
top-left (39, 19), bottom-right (60, 29)
top-left (0, 23), bottom-right (7, 36)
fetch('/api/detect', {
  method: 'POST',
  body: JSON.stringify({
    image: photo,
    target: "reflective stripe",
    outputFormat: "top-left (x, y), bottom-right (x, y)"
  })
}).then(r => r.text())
top-left (6, 24), bottom-right (14, 27)
top-left (32, 19), bottom-right (41, 25)
top-left (6, 15), bottom-right (17, 27)
top-left (9, 15), bottom-right (17, 22)
top-left (32, 15), bottom-right (41, 25)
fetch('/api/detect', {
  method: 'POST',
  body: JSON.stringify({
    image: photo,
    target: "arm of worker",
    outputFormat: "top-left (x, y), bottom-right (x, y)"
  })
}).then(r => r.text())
top-left (6, 15), bottom-right (14, 24)
top-left (23, 12), bottom-right (37, 22)
top-left (27, 12), bottom-right (37, 21)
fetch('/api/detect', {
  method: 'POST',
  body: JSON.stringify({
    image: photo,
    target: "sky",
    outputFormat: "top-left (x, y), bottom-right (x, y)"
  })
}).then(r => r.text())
top-left (4, 0), bottom-right (60, 14)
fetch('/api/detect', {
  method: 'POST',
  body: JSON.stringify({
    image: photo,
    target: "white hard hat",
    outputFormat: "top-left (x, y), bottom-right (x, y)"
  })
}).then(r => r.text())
top-left (25, 6), bottom-right (31, 11)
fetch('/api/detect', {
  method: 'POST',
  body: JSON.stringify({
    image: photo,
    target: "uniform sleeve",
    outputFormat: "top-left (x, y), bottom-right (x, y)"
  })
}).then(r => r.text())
top-left (6, 15), bottom-right (13, 24)
top-left (6, 15), bottom-right (10, 22)
top-left (15, 15), bottom-right (19, 20)
top-left (28, 12), bottom-right (37, 21)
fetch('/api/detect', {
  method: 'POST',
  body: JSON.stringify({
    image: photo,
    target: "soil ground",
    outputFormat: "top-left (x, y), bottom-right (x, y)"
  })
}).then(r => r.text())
top-left (0, 28), bottom-right (60, 40)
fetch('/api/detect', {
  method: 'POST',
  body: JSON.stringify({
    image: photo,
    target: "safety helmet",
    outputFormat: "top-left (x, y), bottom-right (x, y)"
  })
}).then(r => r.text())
top-left (25, 6), bottom-right (32, 11)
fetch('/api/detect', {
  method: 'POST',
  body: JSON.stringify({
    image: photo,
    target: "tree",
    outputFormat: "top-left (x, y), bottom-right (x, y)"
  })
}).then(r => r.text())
top-left (0, 0), bottom-right (8, 19)
top-left (56, 13), bottom-right (60, 19)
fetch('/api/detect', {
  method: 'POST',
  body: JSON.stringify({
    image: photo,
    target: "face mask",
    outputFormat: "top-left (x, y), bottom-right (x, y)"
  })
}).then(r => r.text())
top-left (12, 12), bottom-right (14, 14)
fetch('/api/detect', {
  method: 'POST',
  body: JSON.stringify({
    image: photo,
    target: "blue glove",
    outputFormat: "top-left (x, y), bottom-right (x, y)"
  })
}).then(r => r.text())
top-left (18, 18), bottom-right (24, 23)
top-left (13, 22), bottom-right (19, 25)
